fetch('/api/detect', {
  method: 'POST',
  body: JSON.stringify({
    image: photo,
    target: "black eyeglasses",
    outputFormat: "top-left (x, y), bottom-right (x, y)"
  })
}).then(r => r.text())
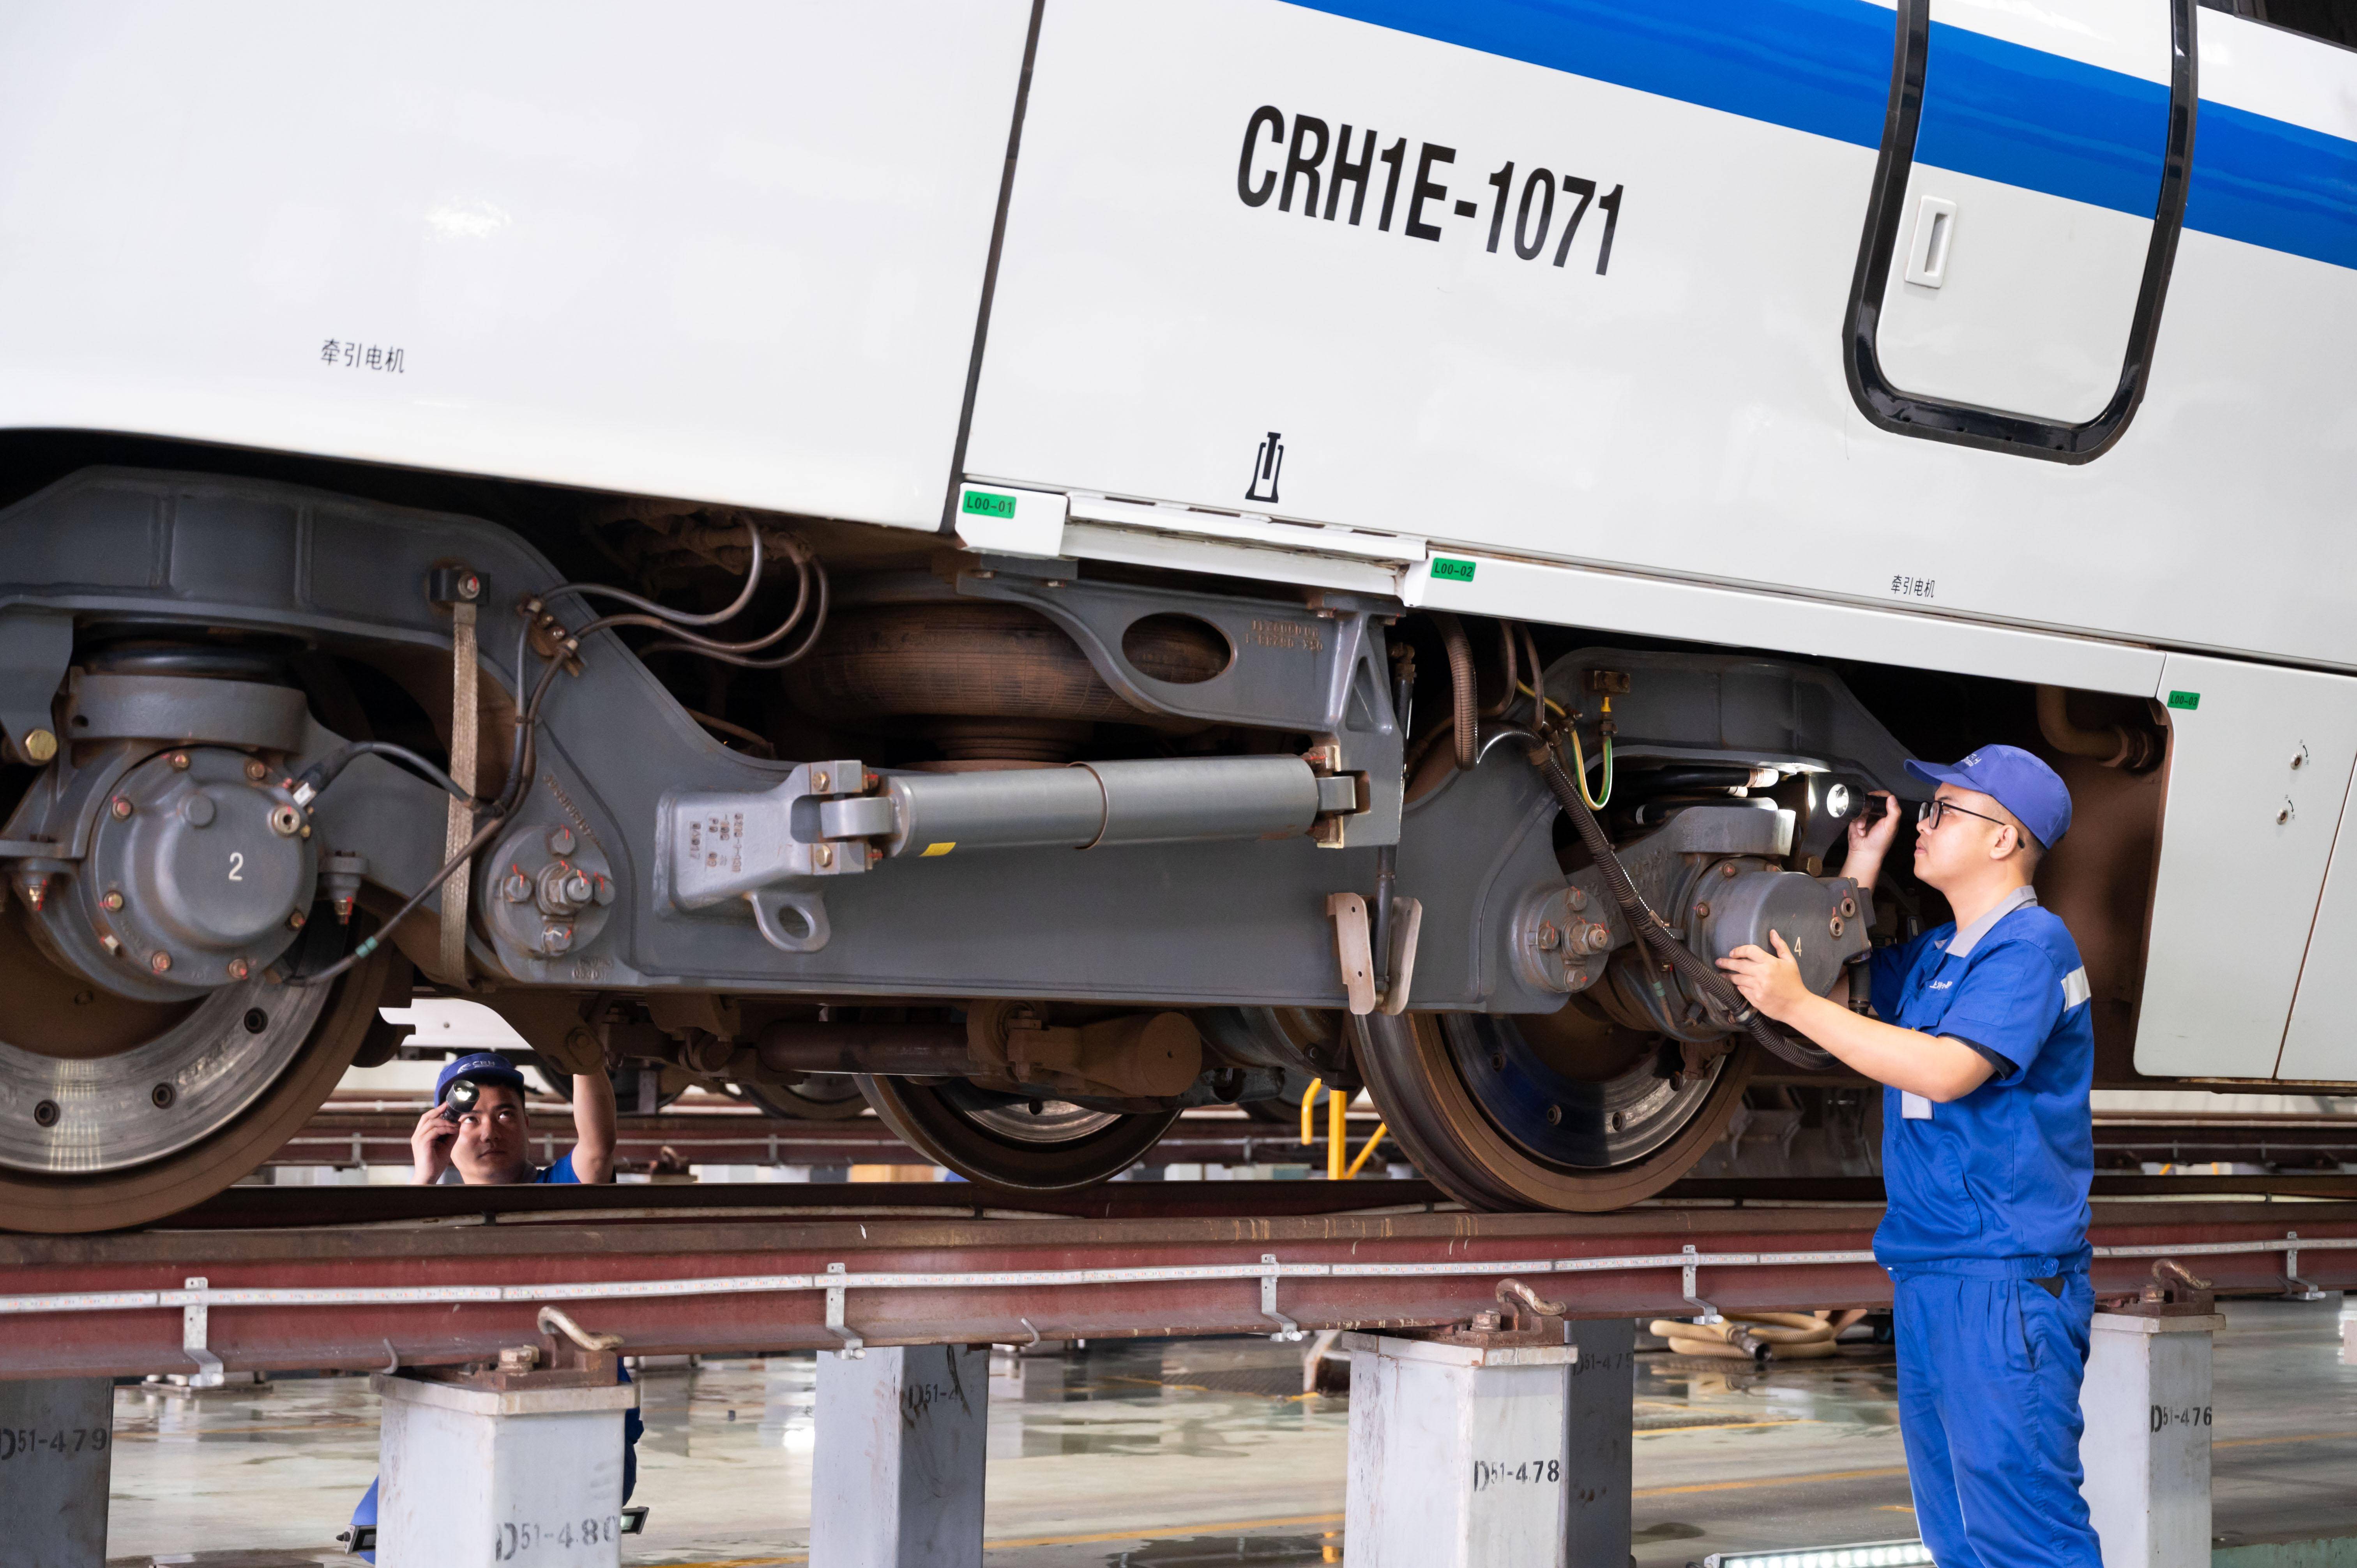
top-left (1917, 796), bottom-right (2012, 835)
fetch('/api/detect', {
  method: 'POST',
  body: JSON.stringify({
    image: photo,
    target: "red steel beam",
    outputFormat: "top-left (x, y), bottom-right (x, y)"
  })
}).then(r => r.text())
top-left (3, 1201), bottom-right (2350, 1382)
top-left (275, 1104), bottom-right (2357, 1174)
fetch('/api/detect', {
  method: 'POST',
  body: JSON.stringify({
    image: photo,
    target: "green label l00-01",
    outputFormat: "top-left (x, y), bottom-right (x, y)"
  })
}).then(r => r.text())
top-left (1429, 557), bottom-right (1477, 583)
top-left (961, 490), bottom-right (1018, 519)
top-left (2166, 690), bottom-right (2201, 710)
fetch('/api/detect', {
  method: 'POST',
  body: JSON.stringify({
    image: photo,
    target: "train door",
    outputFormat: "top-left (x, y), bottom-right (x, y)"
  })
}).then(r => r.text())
top-left (2135, 655), bottom-right (2357, 1079)
top-left (1845, 0), bottom-right (2195, 461)
top-left (2278, 780), bottom-right (2357, 1081)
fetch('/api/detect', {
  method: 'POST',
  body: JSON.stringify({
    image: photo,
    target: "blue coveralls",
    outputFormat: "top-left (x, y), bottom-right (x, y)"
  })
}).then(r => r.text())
top-left (1867, 885), bottom-right (2100, 1568)
top-left (350, 1153), bottom-right (642, 1559)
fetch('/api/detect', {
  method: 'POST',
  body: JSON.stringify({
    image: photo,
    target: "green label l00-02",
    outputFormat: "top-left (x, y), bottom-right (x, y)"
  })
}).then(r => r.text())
top-left (2166, 690), bottom-right (2201, 710)
top-left (961, 490), bottom-right (1018, 519)
top-left (1429, 557), bottom-right (1477, 583)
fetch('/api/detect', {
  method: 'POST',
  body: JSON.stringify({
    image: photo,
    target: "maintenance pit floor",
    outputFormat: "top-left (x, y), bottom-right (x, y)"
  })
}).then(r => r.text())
top-left (100, 1298), bottom-right (2354, 1568)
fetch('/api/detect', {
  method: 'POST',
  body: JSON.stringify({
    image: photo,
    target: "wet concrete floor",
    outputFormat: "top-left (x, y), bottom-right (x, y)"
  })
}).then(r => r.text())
top-left (101, 1298), bottom-right (2353, 1567)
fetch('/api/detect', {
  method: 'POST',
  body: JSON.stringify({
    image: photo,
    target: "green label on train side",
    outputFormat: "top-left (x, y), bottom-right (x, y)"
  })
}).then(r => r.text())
top-left (2167, 690), bottom-right (2200, 710)
top-left (961, 490), bottom-right (1018, 519)
top-left (1430, 557), bottom-right (1477, 582)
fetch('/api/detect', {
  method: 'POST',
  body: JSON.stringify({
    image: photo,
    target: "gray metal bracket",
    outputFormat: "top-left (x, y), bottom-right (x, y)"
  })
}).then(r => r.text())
top-left (181, 1275), bottom-right (226, 1388)
top-left (0, 606), bottom-right (69, 766)
top-left (1261, 1253), bottom-right (1306, 1342)
top-left (824, 1262), bottom-right (866, 1357)
top-left (1680, 1245), bottom-right (1724, 1324)
top-left (2284, 1232), bottom-right (2331, 1301)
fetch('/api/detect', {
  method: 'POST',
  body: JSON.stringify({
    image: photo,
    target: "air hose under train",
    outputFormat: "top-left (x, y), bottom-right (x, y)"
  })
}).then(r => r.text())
top-left (1523, 736), bottom-right (1836, 1072)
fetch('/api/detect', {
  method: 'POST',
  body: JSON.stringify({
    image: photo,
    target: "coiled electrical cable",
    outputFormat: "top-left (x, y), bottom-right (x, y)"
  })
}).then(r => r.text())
top-left (1430, 611), bottom-right (1479, 770)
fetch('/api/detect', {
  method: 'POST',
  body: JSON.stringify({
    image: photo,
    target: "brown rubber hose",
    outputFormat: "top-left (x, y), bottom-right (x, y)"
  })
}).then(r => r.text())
top-left (1431, 612), bottom-right (1479, 770)
top-left (1480, 619), bottom-right (1520, 718)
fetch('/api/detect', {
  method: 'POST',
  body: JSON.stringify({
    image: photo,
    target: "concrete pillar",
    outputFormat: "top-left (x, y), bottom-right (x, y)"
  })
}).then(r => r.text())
top-left (813, 1344), bottom-right (990, 1568)
top-left (1563, 1319), bottom-right (1636, 1568)
top-left (1343, 1332), bottom-right (1585, 1568)
top-left (2079, 1309), bottom-right (2226, 1568)
top-left (371, 1372), bottom-right (638, 1568)
top-left (0, 1378), bottom-right (115, 1568)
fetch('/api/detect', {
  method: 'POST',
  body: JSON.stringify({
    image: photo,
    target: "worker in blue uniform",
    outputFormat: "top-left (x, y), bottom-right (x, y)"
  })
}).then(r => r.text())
top-left (1718, 744), bottom-right (2099, 1568)
top-left (348, 1051), bottom-right (638, 1559)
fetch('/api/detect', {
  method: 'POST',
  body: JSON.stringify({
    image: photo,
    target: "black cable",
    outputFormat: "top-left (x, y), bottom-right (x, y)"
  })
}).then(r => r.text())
top-left (1523, 734), bottom-right (1834, 1072)
top-left (289, 742), bottom-right (479, 810)
top-left (283, 812), bottom-right (509, 988)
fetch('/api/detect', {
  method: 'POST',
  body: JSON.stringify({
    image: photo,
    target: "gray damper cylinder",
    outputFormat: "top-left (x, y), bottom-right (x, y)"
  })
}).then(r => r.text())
top-left (883, 755), bottom-right (1323, 857)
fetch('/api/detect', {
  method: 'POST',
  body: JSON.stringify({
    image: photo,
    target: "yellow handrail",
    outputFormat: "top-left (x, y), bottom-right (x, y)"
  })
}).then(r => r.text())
top-left (1344, 1122), bottom-right (1389, 1180)
top-left (1300, 1077), bottom-right (1323, 1146)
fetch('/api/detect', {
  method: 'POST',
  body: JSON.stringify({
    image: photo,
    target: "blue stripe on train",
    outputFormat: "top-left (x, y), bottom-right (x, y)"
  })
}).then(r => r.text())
top-left (1285, 0), bottom-right (2357, 270)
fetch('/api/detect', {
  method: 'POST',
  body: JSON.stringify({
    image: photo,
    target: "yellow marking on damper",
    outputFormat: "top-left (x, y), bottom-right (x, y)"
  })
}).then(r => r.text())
top-left (921, 842), bottom-right (955, 856)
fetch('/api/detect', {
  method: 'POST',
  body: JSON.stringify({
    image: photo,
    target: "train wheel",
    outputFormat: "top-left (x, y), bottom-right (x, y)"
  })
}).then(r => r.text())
top-left (855, 1075), bottom-right (1178, 1189)
top-left (1357, 1005), bottom-right (1752, 1211)
top-left (0, 908), bottom-right (400, 1233)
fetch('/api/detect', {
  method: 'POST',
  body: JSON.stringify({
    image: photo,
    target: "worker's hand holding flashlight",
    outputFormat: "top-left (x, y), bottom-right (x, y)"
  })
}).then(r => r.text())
top-left (1841, 789), bottom-right (1901, 897)
top-left (1717, 930), bottom-right (1813, 1023)
top-left (409, 1101), bottom-right (458, 1185)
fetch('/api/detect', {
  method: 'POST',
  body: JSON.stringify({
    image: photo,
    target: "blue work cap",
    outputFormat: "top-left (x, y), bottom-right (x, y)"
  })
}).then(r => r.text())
top-left (435, 1051), bottom-right (529, 1105)
top-left (1905, 743), bottom-right (2072, 849)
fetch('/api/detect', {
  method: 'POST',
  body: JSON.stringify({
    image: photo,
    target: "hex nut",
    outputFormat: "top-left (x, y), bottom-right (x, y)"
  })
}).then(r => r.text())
top-left (110, 795), bottom-right (133, 819)
top-left (99, 890), bottom-right (124, 911)
top-left (226, 958), bottom-right (250, 981)
top-left (1535, 922), bottom-right (1560, 951)
top-left (501, 872), bottom-right (532, 903)
top-left (168, 751), bottom-right (191, 770)
top-left (1694, 902), bottom-right (1711, 920)
top-left (268, 804), bottom-right (302, 837)
top-left (287, 911), bottom-right (307, 929)
top-left (1829, 916), bottom-right (1845, 938)
top-left (1545, 1103), bottom-right (1563, 1126)
top-left (245, 759), bottom-right (269, 782)
top-left (20, 728), bottom-right (56, 763)
top-left (1566, 887), bottom-right (1588, 911)
top-left (149, 950), bottom-right (172, 974)
top-left (548, 826), bottom-right (576, 856)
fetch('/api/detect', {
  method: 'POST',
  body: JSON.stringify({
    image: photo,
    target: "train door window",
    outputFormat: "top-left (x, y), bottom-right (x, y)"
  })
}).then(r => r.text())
top-left (1845, 0), bottom-right (2196, 461)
